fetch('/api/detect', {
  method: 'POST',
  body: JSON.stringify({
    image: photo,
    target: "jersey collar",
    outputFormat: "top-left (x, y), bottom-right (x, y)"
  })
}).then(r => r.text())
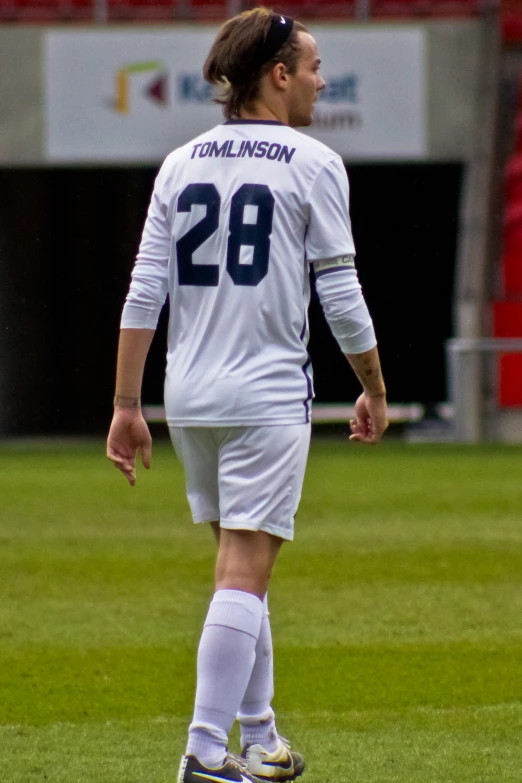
top-left (223, 119), bottom-right (285, 126)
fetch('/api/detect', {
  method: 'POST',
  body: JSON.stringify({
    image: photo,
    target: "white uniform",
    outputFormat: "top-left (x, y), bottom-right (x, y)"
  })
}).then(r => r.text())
top-left (122, 119), bottom-right (376, 539)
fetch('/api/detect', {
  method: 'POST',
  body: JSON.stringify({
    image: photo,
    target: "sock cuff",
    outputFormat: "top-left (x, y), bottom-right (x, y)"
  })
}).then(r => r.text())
top-left (188, 721), bottom-right (228, 744)
top-left (205, 590), bottom-right (263, 638)
top-left (237, 706), bottom-right (275, 725)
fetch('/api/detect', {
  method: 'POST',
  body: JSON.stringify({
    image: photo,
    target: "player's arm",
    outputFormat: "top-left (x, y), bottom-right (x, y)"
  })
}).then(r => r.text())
top-left (107, 162), bottom-right (170, 484)
top-left (313, 259), bottom-right (388, 444)
top-left (345, 347), bottom-right (388, 444)
top-left (306, 157), bottom-right (387, 444)
top-left (107, 329), bottom-right (155, 486)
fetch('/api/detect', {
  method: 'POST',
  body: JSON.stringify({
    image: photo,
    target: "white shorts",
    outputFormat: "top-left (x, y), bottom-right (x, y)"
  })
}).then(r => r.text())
top-left (169, 424), bottom-right (311, 541)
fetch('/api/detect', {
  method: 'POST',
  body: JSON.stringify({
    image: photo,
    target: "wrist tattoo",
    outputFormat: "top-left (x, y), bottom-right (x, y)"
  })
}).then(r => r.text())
top-left (114, 395), bottom-right (141, 410)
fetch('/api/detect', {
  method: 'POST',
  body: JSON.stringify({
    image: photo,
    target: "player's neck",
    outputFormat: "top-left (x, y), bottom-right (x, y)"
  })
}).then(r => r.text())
top-left (239, 101), bottom-right (289, 126)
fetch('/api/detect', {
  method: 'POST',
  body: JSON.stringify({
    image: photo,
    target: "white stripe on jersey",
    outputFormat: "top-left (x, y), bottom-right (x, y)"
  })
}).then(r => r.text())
top-left (122, 120), bottom-right (357, 426)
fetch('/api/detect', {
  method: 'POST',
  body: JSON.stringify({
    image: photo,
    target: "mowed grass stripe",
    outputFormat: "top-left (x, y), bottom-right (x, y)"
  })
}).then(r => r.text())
top-left (3, 582), bottom-right (522, 649)
top-left (2, 704), bottom-right (522, 783)
top-left (2, 543), bottom-right (522, 592)
top-left (2, 642), bottom-right (522, 726)
top-left (2, 442), bottom-right (522, 523)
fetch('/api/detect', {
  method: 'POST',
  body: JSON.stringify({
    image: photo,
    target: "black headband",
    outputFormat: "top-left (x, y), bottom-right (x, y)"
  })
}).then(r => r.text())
top-left (251, 13), bottom-right (294, 71)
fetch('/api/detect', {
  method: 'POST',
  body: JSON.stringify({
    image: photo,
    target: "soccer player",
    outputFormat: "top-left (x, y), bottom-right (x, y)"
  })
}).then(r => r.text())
top-left (107, 7), bottom-right (388, 783)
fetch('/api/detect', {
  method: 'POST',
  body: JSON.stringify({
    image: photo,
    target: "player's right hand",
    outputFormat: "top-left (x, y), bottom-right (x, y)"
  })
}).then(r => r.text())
top-left (107, 408), bottom-right (152, 486)
top-left (349, 392), bottom-right (388, 445)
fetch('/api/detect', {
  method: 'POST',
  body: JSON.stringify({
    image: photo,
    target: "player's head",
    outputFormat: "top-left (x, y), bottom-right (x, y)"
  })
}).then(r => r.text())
top-left (203, 7), bottom-right (325, 127)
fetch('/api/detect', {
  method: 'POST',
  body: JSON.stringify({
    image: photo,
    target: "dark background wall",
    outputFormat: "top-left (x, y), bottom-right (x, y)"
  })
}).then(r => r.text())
top-left (0, 163), bottom-right (462, 435)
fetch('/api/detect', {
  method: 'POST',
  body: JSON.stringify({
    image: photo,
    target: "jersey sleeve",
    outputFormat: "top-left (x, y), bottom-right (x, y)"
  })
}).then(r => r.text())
top-left (120, 163), bottom-right (170, 330)
top-left (315, 266), bottom-right (376, 354)
top-left (305, 156), bottom-right (356, 262)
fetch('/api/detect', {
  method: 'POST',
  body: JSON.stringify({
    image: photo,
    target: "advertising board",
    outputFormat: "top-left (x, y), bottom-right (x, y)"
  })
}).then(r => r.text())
top-left (44, 26), bottom-right (426, 162)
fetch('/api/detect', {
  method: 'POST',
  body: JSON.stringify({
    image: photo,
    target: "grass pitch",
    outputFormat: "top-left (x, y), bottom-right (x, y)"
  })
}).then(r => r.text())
top-left (1, 439), bottom-right (522, 782)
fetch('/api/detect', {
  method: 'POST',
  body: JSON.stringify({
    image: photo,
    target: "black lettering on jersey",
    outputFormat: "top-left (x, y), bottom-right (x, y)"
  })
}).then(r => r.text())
top-left (190, 139), bottom-right (296, 164)
top-left (278, 145), bottom-right (296, 164)
top-left (226, 140), bottom-right (238, 158)
top-left (255, 141), bottom-right (269, 159)
top-left (240, 140), bottom-right (258, 158)
top-left (209, 140), bottom-right (229, 157)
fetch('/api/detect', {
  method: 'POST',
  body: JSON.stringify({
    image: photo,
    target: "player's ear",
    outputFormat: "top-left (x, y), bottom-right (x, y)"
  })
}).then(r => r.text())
top-left (270, 62), bottom-right (289, 91)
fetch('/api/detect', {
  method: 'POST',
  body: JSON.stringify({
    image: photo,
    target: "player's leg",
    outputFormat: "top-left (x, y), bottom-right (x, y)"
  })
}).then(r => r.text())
top-left (238, 597), bottom-right (306, 782)
top-left (187, 528), bottom-right (282, 760)
top-left (238, 594), bottom-right (277, 750)
top-left (182, 529), bottom-right (283, 782)
top-left (172, 427), bottom-right (286, 782)
top-left (239, 608), bottom-right (305, 782)
top-left (218, 424), bottom-right (310, 782)
top-left (212, 524), bottom-right (279, 756)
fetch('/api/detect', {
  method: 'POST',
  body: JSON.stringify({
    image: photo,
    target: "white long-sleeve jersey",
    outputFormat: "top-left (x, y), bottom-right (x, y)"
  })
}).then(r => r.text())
top-left (122, 119), bottom-right (376, 426)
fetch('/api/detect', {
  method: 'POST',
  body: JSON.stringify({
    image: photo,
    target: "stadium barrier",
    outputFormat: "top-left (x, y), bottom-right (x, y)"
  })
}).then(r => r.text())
top-left (446, 337), bottom-right (522, 442)
top-left (143, 403), bottom-right (426, 424)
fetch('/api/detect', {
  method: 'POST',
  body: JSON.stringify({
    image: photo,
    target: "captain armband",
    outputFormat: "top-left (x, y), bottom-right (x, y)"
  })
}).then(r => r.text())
top-left (313, 255), bottom-right (355, 279)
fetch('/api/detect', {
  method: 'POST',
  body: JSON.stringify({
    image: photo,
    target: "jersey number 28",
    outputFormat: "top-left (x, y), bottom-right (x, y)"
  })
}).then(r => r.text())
top-left (176, 183), bottom-right (274, 287)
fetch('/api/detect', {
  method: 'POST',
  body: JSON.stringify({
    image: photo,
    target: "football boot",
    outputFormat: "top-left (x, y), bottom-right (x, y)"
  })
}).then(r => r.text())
top-left (177, 752), bottom-right (263, 783)
top-left (242, 736), bottom-right (305, 782)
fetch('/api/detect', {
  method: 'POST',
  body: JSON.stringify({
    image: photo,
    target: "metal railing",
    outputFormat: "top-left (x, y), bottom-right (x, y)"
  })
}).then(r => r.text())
top-left (143, 402), bottom-right (426, 424)
top-left (446, 337), bottom-right (522, 442)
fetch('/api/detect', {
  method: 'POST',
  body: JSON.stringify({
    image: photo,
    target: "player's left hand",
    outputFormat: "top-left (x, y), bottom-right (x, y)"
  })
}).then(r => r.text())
top-left (349, 392), bottom-right (388, 445)
top-left (107, 408), bottom-right (152, 486)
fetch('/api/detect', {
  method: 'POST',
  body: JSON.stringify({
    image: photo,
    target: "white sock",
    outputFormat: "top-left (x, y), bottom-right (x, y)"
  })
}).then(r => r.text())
top-left (238, 594), bottom-right (279, 753)
top-left (186, 589), bottom-right (264, 768)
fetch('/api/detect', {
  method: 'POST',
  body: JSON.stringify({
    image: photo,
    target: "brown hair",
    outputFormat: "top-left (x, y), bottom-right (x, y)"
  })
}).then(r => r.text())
top-left (203, 7), bottom-right (308, 120)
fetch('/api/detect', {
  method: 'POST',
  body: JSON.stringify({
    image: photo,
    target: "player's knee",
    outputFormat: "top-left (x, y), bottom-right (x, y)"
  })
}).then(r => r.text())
top-left (215, 560), bottom-right (271, 598)
top-left (215, 538), bottom-right (276, 598)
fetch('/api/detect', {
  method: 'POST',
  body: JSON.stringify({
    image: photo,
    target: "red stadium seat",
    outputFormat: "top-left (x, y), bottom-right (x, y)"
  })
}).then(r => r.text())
top-left (503, 247), bottom-right (522, 296)
top-left (248, 0), bottom-right (356, 18)
top-left (0, 0), bottom-right (92, 21)
top-left (184, 0), bottom-right (228, 20)
top-left (493, 301), bottom-right (522, 406)
top-left (184, 0), bottom-right (227, 10)
top-left (505, 154), bottom-right (522, 204)
top-left (0, 0), bottom-right (489, 22)
top-left (502, 205), bottom-right (522, 296)
top-left (503, 12), bottom-right (522, 43)
top-left (496, 145), bottom-right (522, 402)
top-left (372, 0), bottom-right (479, 17)
top-left (502, 0), bottom-right (522, 44)
top-left (497, 353), bottom-right (522, 406)
top-left (0, 0), bottom-right (228, 20)
top-left (503, 202), bottom-right (522, 232)
top-left (107, 0), bottom-right (226, 20)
